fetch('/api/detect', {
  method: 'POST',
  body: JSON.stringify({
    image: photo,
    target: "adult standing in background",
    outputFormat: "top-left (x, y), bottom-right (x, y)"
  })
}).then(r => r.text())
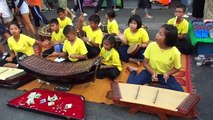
top-left (94, 0), bottom-right (113, 14)
top-left (131, 0), bottom-right (153, 18)
top-left (13, 0), bottom-right (36, 38)
top-left (192, 0), bottom-right (205, 18)
top-left (59, 0), bottom-right (76, 19)
top-left (204, 0), bottom-right (213, 20)
top-left (181, 0), bottom-right (193, 18)
top-left (0, 0), bottom-right (14, 24)
top-left (27, 0), bottom-right (49, 28)
top-left (71, 0), bottom-right (88, 17)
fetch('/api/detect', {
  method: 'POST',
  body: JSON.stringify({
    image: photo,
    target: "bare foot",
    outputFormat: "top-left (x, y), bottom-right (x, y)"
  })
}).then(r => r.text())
top-left (137, 61), bottom-right (142, 66)
top-left (131, 9), bottom-right (136, 15)
top-left (145, 14), bottom-right (153, 19)
top-left (127, 66), bottom-right (138, 72)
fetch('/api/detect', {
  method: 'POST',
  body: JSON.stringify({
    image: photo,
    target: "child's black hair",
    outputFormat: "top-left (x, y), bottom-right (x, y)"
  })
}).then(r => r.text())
top-left (49, 19), bottom-right (59, 25)
top-left (128, 14), bottom-right (142, 29)
top-left (106, 9), bottom-right (116, 19)
top-left (103, 34), bottom-right (116, 46)
top-left (88, 14), bottom-right (100, 24)
top-left (57, 7), bottom-right (65, 14)
top-left (63, 25), bottom-right (77, 36)
top-left (176, 4), bottom-right (186, 12)
top-left (161, 24), bottom-right (178, 47)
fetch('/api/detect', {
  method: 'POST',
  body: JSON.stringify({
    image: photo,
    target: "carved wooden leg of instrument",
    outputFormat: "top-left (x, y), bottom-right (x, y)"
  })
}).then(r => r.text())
top-left (128, 107), bottom-right (139, 114)
top-left (158, 114), bottom-right (168, 120)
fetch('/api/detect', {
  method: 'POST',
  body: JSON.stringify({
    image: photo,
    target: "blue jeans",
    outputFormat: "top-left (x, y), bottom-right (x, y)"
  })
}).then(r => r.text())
top-left (127, 69), bottom-right (184, 92)
top-left (54, 44), bottom-right (63, 52)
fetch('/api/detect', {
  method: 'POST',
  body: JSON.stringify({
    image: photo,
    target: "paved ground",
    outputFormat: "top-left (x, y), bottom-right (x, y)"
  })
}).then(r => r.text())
top-left (0, 0), bottom-right (213, 120)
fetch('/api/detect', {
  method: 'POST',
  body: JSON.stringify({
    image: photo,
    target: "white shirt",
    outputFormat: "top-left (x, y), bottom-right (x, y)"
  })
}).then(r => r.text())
top-left (0, 0), bottom-right (13, 18)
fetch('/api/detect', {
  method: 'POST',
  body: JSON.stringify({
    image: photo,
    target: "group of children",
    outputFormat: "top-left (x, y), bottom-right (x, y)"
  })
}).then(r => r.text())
top-left (0, 4), bottom-right (193, 92)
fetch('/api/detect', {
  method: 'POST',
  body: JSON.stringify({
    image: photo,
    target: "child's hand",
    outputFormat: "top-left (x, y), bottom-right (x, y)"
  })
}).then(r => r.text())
top-left (69, 54), bottom-right (78, 59)
top-left (163, 73), bottom-right (169, 82)
top-left (42, 40), bottom-right (50, 46)
top-left (6, 57), bottom-right (13, 62)
top-left (79, 14), bottom-right (84, 22)
top-left (140, 43), bottom-right (147, 48)
top-left (151, 72), bottom-right (158, 82)
top-left (100, 65), bottom-right (107, 69)
top-left (49, 52), bottom-right (59, 57)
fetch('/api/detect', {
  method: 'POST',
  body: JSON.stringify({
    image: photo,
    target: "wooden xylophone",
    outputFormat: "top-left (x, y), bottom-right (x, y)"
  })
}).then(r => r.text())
top-left (18, 55), bottom-right (100, 84)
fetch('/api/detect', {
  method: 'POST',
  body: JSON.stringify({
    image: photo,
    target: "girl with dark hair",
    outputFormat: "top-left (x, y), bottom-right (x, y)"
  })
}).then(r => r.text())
top-left (1, 22), bottom-right (42, 68)
top-left (127, 24), bottom-right (183, 92)
top-left (96, 34), bottom-right (122, 80)
top-left (119, 14), bottom-right (150, 66)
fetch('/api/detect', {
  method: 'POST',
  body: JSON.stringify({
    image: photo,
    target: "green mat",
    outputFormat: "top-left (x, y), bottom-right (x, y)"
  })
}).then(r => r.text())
top-left (102, 0), bottom-right (123, 8)
top-left (189, 22), bottom-right (213, 46)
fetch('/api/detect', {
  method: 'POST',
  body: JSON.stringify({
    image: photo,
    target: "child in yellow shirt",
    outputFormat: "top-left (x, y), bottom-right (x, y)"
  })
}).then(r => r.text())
top-left (2, 22), bottom-right (42, 68)
top-left (167, 4), bottom-right (193, 54)
top-left (127, 24), bottom-right (183, 92)
top-left (51, 25), bottom-right (88, 62)
top-left (77, 14), bottom-right (103, 59)
top-left (57, 7), bottom-right (73, 29)
top-left (96, 34), bottom-right (122, 80)
top-left (119, 15), bottom-right (150, 66)
top-left (105, 9), bottom-right (119, 35)
top-left (42, 19), bottom-right (66, 57)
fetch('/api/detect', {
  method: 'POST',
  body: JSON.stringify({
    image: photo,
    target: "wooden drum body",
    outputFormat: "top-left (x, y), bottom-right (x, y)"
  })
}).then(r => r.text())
top-left (111, 83), bottom-right (200, 120)
top-left (127, 43), bottom-right (140, 55)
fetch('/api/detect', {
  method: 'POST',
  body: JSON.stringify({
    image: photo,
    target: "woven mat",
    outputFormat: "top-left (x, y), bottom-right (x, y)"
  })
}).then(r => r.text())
top-left (18, 54), bottom-right (192, 105)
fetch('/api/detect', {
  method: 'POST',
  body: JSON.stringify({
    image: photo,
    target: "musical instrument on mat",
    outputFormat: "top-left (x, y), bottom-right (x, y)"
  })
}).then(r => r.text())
top-left (18, 55), bottom-right (100, 84)
top-left (38, 25), bottom-right (52, 41)
top-left (127, 43), bottom-right (140, 55)
top-left (111, 83), bottom-right (200, 119)
top-left (0, 67), bottom-right (26, 83)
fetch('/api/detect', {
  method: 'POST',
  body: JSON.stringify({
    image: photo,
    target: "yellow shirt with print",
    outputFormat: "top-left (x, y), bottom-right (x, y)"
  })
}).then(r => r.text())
top-left (51, 28), bottom-right (66, 42)
top-left (107, 19), bottom-right (119, 35)
top-left (8, 34), bottom-right (35, 56)
top-left (57, 17), bottom-right (73, 29)
top-left (62, 37), bottom-right (88, 62)
top-left (167, 18), bottom-right (189, 34)
top-left (82, 25), bottom-right (103, 47)
top-left (100, 48), bottom-right (122, 71)
top-left (144, 42), bottom-right (181, 74)
top-left (124, 27), bottom-right (149, 46)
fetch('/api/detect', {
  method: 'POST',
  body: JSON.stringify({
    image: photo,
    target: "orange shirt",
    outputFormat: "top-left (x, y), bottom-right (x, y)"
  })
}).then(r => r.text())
top-left (27, 0), bottom-right (40, 6)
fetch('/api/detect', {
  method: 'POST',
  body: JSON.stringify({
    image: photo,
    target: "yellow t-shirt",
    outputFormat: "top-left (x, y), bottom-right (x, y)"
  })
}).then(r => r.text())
top-left (144, 42), bottom-right (181, 74)
top-left (82, 25), bottom-right (103, 47)
top-left (100, 48), bottom-right (122, 71)
top-left (57, 17), bottom-right (73, 29)
top-left (62, 37), bottom-right (88, 62)
top-left (107, 19), bottom-right (119, 35)
top-left (167, 18), bottom-right (189, 34)
top-left (8, 34), bottom-right (35, 56)
top-left (124, 27), bottom-right (149, 46)
top-left (51, 28), bottom-right (66, 42)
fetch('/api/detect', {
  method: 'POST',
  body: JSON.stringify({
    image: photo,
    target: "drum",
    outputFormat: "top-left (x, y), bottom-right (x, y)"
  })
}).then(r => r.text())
top-left (127, 43), bottom-right (140, 55)
top-left (38, 25), bottom-right (52, 41)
